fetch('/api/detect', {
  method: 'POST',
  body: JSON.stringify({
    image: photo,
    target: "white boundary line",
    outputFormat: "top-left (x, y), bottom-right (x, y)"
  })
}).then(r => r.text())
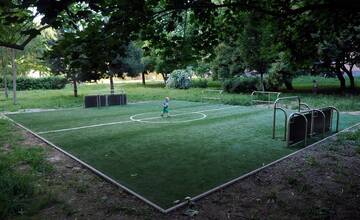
top-left (37, 105), bottom-right (240, 134)
top-left (5, 107), bottom-right (357, 214)
top-left (38, 120), bottom-right (134, 134)
top-left (3, 107), bottom-right (82, 115)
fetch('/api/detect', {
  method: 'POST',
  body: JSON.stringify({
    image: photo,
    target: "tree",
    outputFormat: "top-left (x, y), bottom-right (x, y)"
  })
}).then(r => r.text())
top-left (45, 34), bottom-right (86, 97)
top-left (0, 47), bottom-right (10, 98)
top-left (266, 51), bottom-right (295, 91)
top-left (315, 23), bottom-right (360, 91)
top-left (11, 48), bottom-right (16, 104)
top-left (108, 42), bottom-right (144, 94)
top-left (140, 55), bottom-right (156, 85)
top-left (237, 13), bottom-right (278, 90)
top-left (211, 42), bottom-right (244, 80)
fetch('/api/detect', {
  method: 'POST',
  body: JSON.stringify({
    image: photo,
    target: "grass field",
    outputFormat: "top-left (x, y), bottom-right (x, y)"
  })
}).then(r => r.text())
top-left (1, 76), bottom-right (360, 112)
top-left (6, 100), bottom-right (360, 210)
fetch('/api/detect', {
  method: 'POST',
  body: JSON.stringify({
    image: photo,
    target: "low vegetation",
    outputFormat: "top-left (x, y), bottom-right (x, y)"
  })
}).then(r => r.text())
top-left (0, 76), bottom-right (67, 91)
top-left (0, 119), bottom-right (55, 219)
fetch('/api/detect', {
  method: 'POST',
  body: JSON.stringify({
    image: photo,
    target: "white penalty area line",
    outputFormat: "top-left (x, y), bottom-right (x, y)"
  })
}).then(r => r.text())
top-left (2, 101), bottom-right (161, 116)
top-left (37, 105), bottom-right (241, 135)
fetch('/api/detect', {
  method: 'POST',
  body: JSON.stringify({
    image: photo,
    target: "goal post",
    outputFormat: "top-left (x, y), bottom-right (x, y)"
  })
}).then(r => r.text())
top-left (201, 89), bottom-right (223, 103)
top-left (84, 89), bottom-right (127, 108)
top-left (251, 91), bottom-right (281, 105)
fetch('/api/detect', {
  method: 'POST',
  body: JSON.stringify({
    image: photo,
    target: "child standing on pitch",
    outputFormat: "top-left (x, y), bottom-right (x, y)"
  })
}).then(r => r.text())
top-left (161, 97), bottom-right (170, 117)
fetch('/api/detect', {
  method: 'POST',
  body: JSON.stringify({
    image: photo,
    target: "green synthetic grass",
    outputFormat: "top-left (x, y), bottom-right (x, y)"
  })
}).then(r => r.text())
top-left (6, 100), bottom-right (360, 209)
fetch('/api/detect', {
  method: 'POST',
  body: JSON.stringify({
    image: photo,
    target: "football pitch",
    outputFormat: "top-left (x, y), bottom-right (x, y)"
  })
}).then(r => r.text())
top-left (5, 100), bottom-right (360, 212)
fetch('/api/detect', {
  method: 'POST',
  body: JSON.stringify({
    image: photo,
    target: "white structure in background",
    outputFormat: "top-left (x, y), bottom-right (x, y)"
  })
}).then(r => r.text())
top-left (27, 70), bottom-right (42, 78)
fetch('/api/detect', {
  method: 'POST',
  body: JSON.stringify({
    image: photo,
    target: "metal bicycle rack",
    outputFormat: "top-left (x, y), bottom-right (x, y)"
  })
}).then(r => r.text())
top-left (287, 109), bottom-right (327, 146)
top-left (324, 106), bottom-right (340, 133)
top-left (272, 96), bottom-right (301, 140)
top-left (287, 112), bottom-right (309, 146)
top-left (272, 96), bottom-right (340, 147)
top-left (251, 91), bottom-right (281, 105)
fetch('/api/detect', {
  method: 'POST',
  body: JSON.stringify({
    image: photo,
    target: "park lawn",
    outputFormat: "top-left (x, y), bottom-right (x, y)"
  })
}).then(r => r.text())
top-left (6, 100), bottom-right (360, 209)
top-left (1, 76), bottom-right (360, 112)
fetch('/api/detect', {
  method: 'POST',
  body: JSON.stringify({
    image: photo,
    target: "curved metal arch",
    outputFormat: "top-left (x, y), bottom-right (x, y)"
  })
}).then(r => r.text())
top-left (287, 112), bottom-right (308, 147)
top-left (312, 109), bottom-right (326, 137)
top-left (272, 96), bottom-right (301, 140)
top-left (272, 107), bottom-right (288, 140)
top-left (300, 103), bottom-right (311, 110)
top-left (328, 106), bottom-right (340, 132)
top-left (274, 96), bottom-right (301, 112)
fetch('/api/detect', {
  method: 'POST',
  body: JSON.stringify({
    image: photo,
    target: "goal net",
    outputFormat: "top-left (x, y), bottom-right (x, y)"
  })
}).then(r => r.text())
top-left (251, 91), bottom-right (281, 106)
top-left (201, 89), bottom-right (223, 103)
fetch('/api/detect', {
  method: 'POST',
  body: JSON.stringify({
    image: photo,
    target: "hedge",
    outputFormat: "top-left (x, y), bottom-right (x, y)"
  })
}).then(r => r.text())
top-left (191, 79), bottom-right (222, 88)
top-left (222, 76), bottom-right (260, 93)
top-left (0, 76), bottom-right (67, 90)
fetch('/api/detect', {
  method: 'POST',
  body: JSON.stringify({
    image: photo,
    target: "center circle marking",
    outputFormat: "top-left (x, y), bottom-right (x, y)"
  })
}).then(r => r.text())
top-left (130, 111), bottom-right (207, 124)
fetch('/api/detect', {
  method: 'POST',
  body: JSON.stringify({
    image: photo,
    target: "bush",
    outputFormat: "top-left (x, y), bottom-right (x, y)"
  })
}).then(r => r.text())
top-left (191, 78), bottom-right (208, 88)
top-left (264, 51), bottom-right (295, 90)
top-left (166, 69), bottom-right (192, 89)
top-left (207, 80), bottom-right (222, 88)
top-left (222, 76), bottom-right (260, 93)
top-left (0, 76), bottom-right (67, 90)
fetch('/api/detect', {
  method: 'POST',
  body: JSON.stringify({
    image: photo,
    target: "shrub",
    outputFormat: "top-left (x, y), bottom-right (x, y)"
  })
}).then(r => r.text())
top-left (264, 51), bottom-right (295, 90)
top-left (222, 76), bottom-right (260, 93)
top-left (0, 76), bottom-right (67, 90)
top-left (191, 78), bottom-right (208, 88)
top-left (207, 80), bottom-right (222, 88)
top-left (0, 120), bottom-right (54, 219)
top-left (166, 69), bottom-right (192, 89)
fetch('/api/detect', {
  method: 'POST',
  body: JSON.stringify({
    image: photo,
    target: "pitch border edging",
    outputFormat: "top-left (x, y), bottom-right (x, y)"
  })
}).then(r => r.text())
top-left (163, 121), bottom-right (360, 213)
top-left (3, 112), bottom-right (360, 214)
top-left (2, 114), bottom-right (168, 213)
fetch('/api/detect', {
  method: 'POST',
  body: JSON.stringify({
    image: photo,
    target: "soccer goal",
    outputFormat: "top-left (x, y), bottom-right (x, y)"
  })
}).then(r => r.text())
top-left (84, 89), bottom-right (127, 108)
top-left (201, 89), bottom-right (223, 103)
top-left (251, 91), bottom-right (281, 105)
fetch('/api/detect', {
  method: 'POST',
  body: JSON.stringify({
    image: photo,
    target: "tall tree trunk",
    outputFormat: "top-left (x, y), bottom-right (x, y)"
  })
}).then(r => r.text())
top-left (260, 73), bottom-right (264, 91)
top-left (110, 75), bottom-right (114, 94)
top-left (11, 48), bottom-right (16, 104)
top-left (1, 54), bottom-right (8, 99)
top-left (142, 71), bottom-right (146, 85)
top-left (284, 80), bottom-right (294, 90)
top-left (4, 74), bottom-right (8, 98)
top-left (335, 63), bottom-right (346, 92)
top-left (161, 73), bottom-right (168, 84)
top-left (73, 78), bottom-right (78, 97)
top-left (341, 65), bottom-right (355, 91)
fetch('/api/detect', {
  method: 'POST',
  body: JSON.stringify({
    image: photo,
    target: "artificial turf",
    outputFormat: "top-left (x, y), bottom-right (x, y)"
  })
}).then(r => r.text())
top-left (6, 100), bottom-right (360, 209)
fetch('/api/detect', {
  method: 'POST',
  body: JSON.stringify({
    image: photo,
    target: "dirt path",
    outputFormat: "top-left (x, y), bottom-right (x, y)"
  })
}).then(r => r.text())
top-left (20, 127), bottom-right (360, 220)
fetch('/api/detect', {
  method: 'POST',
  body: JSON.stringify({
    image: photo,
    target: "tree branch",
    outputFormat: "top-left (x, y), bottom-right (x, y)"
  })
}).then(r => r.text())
top-left (0, 25), bottom-right (51, 50)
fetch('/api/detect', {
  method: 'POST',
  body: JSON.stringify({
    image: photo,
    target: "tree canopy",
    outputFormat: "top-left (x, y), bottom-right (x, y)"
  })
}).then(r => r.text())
top-left (1, 0), bottom-right (360, 93)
